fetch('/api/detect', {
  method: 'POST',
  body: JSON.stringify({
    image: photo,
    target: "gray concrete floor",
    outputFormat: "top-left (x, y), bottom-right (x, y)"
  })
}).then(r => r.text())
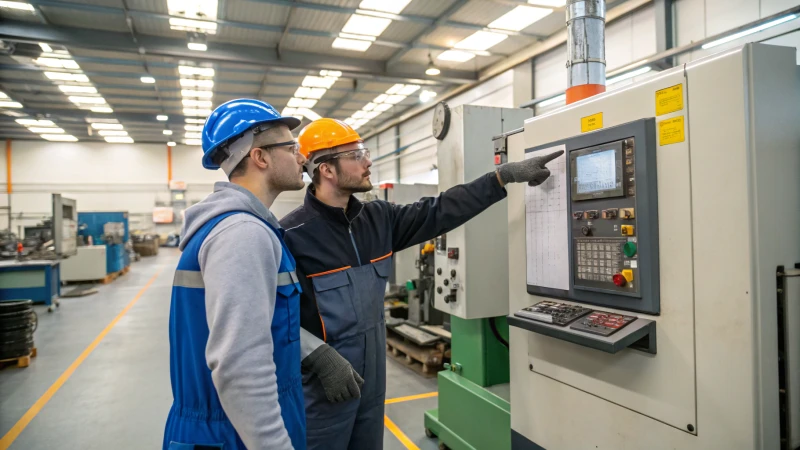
top-left (0, 249), bottom-right (441, 450)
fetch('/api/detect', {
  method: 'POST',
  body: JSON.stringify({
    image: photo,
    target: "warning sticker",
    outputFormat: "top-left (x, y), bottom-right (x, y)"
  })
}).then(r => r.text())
top-left (659, 116), bottom-right (685, 146)
top-left (656, 84), bottom-right (683, 116)
top-left (581, 113), bottom-right (603, 133)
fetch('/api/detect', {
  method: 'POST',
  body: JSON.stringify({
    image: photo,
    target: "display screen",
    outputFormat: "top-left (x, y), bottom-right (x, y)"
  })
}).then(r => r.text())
top-left (576, 149), bottom-right (617, 194)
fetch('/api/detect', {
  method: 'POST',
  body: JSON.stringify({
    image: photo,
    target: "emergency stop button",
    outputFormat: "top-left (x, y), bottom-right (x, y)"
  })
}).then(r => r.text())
top-left (621, 269), bottom-right (634, 283)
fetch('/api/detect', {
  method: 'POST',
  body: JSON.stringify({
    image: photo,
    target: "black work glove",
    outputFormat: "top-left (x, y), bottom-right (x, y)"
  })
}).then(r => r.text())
top-left (496, 150), bottom-right (564, 186)
top-left (302, 344), bottom-right (364, 403)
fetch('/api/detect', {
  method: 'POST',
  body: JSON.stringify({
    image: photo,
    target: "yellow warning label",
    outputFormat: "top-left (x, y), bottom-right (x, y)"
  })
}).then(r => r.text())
top-left (659, 116), bottom-right (685, 146)
top-left (581, 113), bottom-right (603, 133)
top-left (656, 84), bottom-right (683, 116)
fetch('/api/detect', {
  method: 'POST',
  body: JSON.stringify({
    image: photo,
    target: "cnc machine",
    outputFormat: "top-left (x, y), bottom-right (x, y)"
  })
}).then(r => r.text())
top-left (502, 43), bottom-right (800, 449)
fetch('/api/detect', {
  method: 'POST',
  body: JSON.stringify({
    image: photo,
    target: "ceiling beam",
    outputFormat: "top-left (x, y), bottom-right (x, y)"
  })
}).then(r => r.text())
top-left (0, 21), bottom-right (478, 84)
top-left (386, 0), bottom-right (471, 68)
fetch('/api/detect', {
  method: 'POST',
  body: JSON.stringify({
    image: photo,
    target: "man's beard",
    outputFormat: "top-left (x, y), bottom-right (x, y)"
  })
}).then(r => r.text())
top-left (339, 170), bottom-right (372, 193)
top-left (270, 168), bottom-right (305, 191)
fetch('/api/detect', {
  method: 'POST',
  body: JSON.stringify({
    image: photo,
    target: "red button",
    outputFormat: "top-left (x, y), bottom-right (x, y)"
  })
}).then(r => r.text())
top-left (612, 273), bottom-right (626, 287)
top-left (494, 154), bottom-right (501, 164)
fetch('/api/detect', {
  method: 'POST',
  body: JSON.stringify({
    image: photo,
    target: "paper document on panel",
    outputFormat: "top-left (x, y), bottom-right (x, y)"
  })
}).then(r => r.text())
top-left (525, 145), bottom-right (569, 290)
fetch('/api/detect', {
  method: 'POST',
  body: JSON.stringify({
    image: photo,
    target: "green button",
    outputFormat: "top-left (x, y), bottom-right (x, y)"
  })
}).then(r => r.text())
top-left (623, 242), bottom-right (637, 257)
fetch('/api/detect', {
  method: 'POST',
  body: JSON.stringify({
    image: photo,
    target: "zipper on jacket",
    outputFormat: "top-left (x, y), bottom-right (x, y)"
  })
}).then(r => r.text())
top-left (348, 226), bottom-right (362, 266)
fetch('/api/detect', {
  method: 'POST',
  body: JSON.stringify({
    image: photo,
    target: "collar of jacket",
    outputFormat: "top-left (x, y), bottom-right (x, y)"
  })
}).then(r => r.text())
top-left (305, 184), bottom-right (365, 225)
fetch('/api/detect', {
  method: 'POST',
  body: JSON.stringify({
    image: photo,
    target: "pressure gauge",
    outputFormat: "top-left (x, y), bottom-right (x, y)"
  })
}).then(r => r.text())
top-left (432, 101), bottom-right (451, 140)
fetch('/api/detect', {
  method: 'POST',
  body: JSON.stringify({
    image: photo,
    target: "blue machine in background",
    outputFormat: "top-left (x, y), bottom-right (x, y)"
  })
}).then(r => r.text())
top-left (77, 212), bottom-right (130, 274)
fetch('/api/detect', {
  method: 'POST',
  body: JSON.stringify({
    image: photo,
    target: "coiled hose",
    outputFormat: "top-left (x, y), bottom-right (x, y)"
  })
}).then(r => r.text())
top-left (0, 300), bottom-right (37, 360)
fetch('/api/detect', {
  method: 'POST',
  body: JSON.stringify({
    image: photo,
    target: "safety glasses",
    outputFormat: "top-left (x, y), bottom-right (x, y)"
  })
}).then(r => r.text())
top-left (256, 140), bottom-right (301, 156)
top-left (318, 148), bottom-right (371, 164)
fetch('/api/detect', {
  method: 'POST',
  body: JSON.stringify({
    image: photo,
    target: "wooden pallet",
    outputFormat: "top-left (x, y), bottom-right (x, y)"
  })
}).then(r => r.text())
top-left (62, 266), bottom-right (130, 286)
top-left (0, 347), bottom-right (37, 369)
top-left (386, 330), bottom-right (446, 376)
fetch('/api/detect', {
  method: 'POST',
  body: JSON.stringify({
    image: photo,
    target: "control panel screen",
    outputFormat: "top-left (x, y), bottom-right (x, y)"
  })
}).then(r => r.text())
top-left (576, 150), bottom-right (617, 194)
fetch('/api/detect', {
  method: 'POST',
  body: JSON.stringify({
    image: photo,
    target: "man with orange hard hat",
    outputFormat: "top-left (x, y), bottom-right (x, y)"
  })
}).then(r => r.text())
top-left (282, 118), bottom-right (561, 450)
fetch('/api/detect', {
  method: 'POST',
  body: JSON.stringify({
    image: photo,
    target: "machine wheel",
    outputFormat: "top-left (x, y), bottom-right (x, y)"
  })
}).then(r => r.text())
top-left (438, 442), bottom-right (450, 450)
top-left (425, 428), bottom-right (435, 438)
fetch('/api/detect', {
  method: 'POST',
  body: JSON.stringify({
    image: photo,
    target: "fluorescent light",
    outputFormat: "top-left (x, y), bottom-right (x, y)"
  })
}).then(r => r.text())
top-left (34, 58), bottom-right (79, 69)
top-left (302, 76), bottom-right (337, 89)
top-left (39, 43), bottom-right (53, 52)
top-left (184, 125), bottom-right (203, 131)
top-left (298, 108), bottom-right (321, 121)
top-left (386, 84), bottom-right (404, 94)
top-left (363, 103), bottom-right (376, 111)
top-left (98, 130), bottom-right (129, 136)
top-left (69, 96), bottom-right (106, 104)
top-left (91, 107), bottom-right (113, 113)
top-left (183, 108), bottom-right (212, 116)
top-left (185, 132), bottom-right (202, 139)
top-left (320, 70), bottom-right (342, 77)
top-left (85, 117), bottom-right (119, 124)
top-left (178, 66), bottom-right (215, 77)
top-left (352, 111), bottom-right (366, 119)
top-left (182, 99), bottom-right (213, 107)
top-left (157, 115), bottom-right (168, 121)
top-left (180, 79), bottom-right (214, 88)
top-left (188, 42), bottom-right (208, 51)
top-left (437, 50), bottom-right (476, 62)
top-left (354, 118), bottom-right (369, 126)
top-left (358, 0), bottom-right (411, 14)
top-left (419, 90), bottom-right (437, 102)
top-left (58, 85), bottom-right (97, 94)
top-left (702, 14), bottom-right (798, 49)
top-left (16, 119), bottom-right (54, 126)
top-left (287, 98), bottom-right (317, 108)
top-left (338, 32), bottom-right (376, 42)
top-left (185, 118), bottom-right (205, 124)
top-left (0, 1), bottom-right (34, 11)
top-left (341, 14), bottom-right (392, 37)
top-left (606, 66), bottom-right (653, 85)
top-left (28, 127), bottom-right (64, 134)
top-left (455, 31), bottom-right (508, 51)
top-left (41, 134), bottom-right (78, 142)
top-left (90, 123), bottom-right (123, 130)
top-left (538, 93), bottom-right (566, 107)
top-left (364, 111), bottom-right (380, 119)
top-left (0, 92), bottom-right (6, 99)
top-left (167, 141), bottom-right (177, 147)
top-left (294, 87), bottom-right (327, 99)
top-left (181, 89), bottom-right (213, 98)
top-left (140, 76), bottom-right (155, 83)
top-left (0, 101), bottom-right (23, 108)
top-left (425, 67), bottom-right (441, 76)
top-left (185, 139), bottom-right (203, 145)
top-left (373, 94), bottom-right (388, 103)
top-left (104, 136), bottom-right (134, 143)
top-left (169, 18), bottom-right (218, 33)
top-left (374, 103), bottom-right (392, 112)
top-left (45, 72), bottom-right (89, 82)
top-left (332, 38), bottom-right (372, 52)
top-left (385, 94), bottom-right (405, 104)
top-left (167, 0), bottom-right (218, 20)
top-left (344, 118), bottom-right (356, 125)
top-left (398, 85), bottom-right (420, 95)
top-left (489, 6), bottom-right (552, 31)
top-left (528, 0), bottom-right (566, 6)
top-left (282, 107), bottom-right (297, 116)
top-left (163, 130), bottom-right (173, 135)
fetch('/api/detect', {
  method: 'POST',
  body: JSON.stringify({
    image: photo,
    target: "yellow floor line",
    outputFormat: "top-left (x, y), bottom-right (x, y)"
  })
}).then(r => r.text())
top-left (384, 414), bottom-right (420, 450)
top-left (0, 270), bottom-right (162, 450)
top-left (385, 391), bottom-right (438, 405)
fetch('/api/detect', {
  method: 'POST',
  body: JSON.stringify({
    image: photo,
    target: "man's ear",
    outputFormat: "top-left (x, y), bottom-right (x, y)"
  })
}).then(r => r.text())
top-left (319, 161), bottom-right (336, 181)
top-left (250, 147), bottom-right (270, 170)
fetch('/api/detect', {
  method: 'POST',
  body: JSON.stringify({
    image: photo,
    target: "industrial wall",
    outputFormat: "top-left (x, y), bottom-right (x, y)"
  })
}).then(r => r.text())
top-left (0, 140), bottom-right (306, 236)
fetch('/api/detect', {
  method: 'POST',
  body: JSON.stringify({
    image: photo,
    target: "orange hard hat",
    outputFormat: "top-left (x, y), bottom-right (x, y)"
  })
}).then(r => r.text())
top-left (297, 118), bottom-right (362, 159)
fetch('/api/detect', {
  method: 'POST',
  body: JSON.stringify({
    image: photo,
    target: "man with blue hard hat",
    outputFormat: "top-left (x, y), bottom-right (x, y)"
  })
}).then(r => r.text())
top-left (163, 99), bottom-right (308, 450)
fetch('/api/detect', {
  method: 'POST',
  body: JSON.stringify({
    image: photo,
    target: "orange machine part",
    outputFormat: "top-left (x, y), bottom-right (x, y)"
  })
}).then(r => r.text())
top-left (566, 84), bottom-right (606, 105)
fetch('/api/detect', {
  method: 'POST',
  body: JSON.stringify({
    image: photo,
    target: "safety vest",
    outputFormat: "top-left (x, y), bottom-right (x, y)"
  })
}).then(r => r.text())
top-left (162, 211), bottom-right (306, 450)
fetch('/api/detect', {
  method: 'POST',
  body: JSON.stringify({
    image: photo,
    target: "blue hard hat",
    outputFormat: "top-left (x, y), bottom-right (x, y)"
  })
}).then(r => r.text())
top-left (201, 99), bottom-right (302, 170)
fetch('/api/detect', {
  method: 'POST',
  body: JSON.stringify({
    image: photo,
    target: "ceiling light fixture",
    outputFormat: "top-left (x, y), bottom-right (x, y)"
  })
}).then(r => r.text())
top-left (167, 141), bottom-right (177, 147)
top-left (98, 130), bottom-right (129, 136)
top-left (454, 31), bottom-right (508, 51)
top-left (357, 0), bottom-right (411, 14)
top-left (58, 85), bottom-right (98, 94)
top-left (185, 132), bottom-right (202, 139)
top-left (182, 99), bottom-right (213, 107)
top-left (91, 123), bottom-right (123, 130)
top-left (178, 66), bottom-right (215, 77)
top-left (332, 38), bottom-right (372, 52)
top-left (342, 14), bottom-right (392, 36)
top-left (41, 134), bottom-right (78, 142)
top-left (163, 130), bottom-right (173, 135)
top-left (185, 118), bottom-right (205, 124)
top-left (38, 43), bottom-right (53, 52)
top-left (302, 76), bottom-right (337, 89)
top-left (527, 0), bottom-right (566, 6)
top-left (0, 101), bottom-right (23, 108)
top-left (606, 66), bottom-right (653, 85)
top-left (69, 96), bottom-right (106, 105)
top-left (16, 119), bottom-right (54, 126)
top-left (419, 90), bottom-right (437, 102)
top-left (180, 79), bottom-right (214, 88)
top-left (104, 136), bottom-right (134, 143)
top-left (181, 89), bottom-right (214, 98)
top-left (140, 76), bottom-right (156, 83)
top-left (0, 1), bottom-right (35, 11)
top-left (185, 139), bottom-right (202, 146)
top-left (169, 18), bottom-right (218, 34)
top-left (28, 127), bottom-right (64, 134)
top-left (157, 115), bottom-right (168, 121)
top-left (45, 72), bottom-right (89, 82)
top-left (437, 50), bottom-right (476, 62)
top-left (425, 52), bottom-right (440, 76)
top-left (489, 5), bottom-right (553, 31)
top-left (33, 57), bottom-right (80, 69)
top-left (91, 107), bottom-right (113, 113)
top-left (287, 98), bottom-right (317, 108)
top-left (702, 14), bottom-right (798, 49)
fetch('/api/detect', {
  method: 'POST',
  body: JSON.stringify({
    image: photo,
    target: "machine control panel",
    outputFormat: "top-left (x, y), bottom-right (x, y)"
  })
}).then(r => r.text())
top-left (570, 138), bottom-right (641, 296)
top-left (514, 301), bottom-right (592, 326)
top-left (570, 311), bottom-right (636, 336)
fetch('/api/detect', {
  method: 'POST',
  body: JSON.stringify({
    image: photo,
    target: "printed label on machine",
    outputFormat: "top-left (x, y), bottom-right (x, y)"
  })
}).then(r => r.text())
top-left (655, 84), bottom-right (684, 116)
top-left (659, 116), bottom-right (685, 145)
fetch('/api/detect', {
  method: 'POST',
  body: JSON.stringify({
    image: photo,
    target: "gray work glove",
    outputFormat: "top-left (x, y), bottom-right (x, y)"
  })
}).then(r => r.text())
top-left (496, 150), bottom-right (564, 186)
top-left (302, 343), bottom-right (364, 403)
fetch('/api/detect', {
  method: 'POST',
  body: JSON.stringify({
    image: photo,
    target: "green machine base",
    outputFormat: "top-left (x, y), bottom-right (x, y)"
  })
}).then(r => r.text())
top-left (424, 316), bottom-right (511, 450)
top-left (424, 371), bottom-right (510, 450)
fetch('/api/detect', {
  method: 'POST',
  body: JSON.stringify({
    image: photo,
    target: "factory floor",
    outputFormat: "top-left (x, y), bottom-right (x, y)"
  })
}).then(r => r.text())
top-left (0, 249), bottom-right (440, 450)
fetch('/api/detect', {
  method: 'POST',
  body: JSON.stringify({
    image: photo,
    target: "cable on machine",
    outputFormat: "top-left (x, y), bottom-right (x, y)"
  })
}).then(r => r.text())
top-left (489, 317), bottom-right (509, 349)
top-left (0, 300), bottom-right (38, 360)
